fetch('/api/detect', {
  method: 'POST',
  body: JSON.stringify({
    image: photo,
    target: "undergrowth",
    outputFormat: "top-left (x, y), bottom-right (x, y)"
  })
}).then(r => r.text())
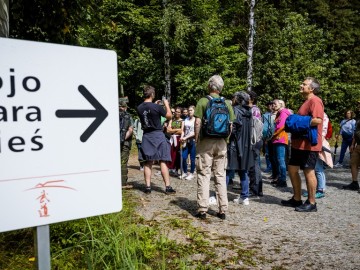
top-left (0, 191), bottom-right (258, 269)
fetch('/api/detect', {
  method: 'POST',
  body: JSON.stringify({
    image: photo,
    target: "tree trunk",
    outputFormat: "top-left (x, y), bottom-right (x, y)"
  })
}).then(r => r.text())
top-left (164, 40), bottom-right (171, 99)
top-left (247, 0), bottom-right (256, 92)
top-left (0, 0), bottom-right (9, 37)
top-left (163, 0), bottom-right (171, 99)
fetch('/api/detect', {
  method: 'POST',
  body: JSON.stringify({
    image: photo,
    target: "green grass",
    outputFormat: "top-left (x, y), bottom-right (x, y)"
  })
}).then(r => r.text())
top-left (0, 190), bottom-right (259, 269)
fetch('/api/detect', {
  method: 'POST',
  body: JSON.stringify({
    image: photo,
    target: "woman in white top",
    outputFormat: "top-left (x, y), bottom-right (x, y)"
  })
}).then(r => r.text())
top-left (180, 106), bottom-right (196, 180)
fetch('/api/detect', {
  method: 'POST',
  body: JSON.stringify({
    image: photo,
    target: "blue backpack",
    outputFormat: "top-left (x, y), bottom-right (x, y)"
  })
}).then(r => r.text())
top-left (202, 95), bottom-right (231, 138)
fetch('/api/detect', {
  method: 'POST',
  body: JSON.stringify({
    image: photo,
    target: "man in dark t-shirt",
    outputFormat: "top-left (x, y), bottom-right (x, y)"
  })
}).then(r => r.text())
top-left (136, 85), bottom-right (176, 195)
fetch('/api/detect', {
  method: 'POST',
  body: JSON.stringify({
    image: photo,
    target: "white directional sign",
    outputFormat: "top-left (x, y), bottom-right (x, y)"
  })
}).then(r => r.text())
top-left (0, 38), bottom-right (122, 233)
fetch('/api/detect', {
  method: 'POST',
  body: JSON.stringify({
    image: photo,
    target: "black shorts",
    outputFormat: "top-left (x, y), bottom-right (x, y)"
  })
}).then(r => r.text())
top-left (288, 148), bottom-right (318, 170)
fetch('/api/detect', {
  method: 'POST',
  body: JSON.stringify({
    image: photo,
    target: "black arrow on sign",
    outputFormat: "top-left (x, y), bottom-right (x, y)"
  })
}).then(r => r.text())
top-left (55, 85), bottom-right (108, 143)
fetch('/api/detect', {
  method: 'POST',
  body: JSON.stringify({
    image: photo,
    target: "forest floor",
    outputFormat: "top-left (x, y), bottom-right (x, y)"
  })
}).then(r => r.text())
top-left (126, 149), bottom-right (360, 269)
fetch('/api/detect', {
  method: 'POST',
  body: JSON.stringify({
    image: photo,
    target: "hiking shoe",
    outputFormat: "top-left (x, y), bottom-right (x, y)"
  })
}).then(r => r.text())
top-left (217, 212), bottom-right (226, 220)
top-left (334, 162), bottom-right (343, 168)
top-left (165, 186), bottom-right (176, 194)
top-left (185, 173), bottom-right (194, 180)
top-left (281, 197), bottom-right (302, 207)
top-left (276, 181), bottom-right (287, 188)
top-left (195, 212), bottom-right (206, 219)
top-left (343, 181), bottom-right (359, 190)
top-left (144, 186), bottom-right (151, 194)
top-left (295, 200), bottom-right (317, 212)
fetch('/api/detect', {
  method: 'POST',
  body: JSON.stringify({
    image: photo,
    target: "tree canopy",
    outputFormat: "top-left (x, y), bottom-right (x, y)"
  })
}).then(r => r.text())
top-left (9, 0), bottom-right (360, 121)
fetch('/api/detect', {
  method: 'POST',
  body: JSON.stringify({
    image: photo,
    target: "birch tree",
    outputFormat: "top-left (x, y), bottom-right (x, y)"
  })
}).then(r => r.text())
top-left (247, 0), bottom-right (256, 92)
top-left (0, 0), bottom-right (9, 37)
top-left (163, 0), bottom-right (171, 99)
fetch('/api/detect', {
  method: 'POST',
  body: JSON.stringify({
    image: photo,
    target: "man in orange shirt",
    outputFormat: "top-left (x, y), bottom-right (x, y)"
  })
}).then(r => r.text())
top-left (281, 77), bottom-right (324, 212)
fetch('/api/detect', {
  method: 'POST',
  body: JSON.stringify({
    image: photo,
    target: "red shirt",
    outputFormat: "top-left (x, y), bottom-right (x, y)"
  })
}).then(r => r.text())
top-left (291, 95), bottom-right (324, 151)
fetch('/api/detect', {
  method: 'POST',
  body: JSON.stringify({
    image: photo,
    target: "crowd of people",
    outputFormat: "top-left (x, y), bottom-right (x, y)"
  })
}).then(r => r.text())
top-left (119, 75), bottom-right (360, 219)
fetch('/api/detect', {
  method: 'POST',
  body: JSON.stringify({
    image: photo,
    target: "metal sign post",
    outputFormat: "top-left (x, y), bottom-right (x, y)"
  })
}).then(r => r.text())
top-left (35, 225), bottom-right (51, 270)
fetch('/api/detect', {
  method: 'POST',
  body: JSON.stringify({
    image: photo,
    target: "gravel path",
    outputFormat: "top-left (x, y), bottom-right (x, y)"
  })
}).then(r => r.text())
top-left (127, 151), bottom-right (360, 269)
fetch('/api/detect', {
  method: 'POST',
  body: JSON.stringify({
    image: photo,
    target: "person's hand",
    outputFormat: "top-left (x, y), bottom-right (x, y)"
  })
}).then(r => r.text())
top-left (335, 134), bottom-right (339, 139)
top-left (350, 145), bottom-right (355, 153)
top-left (155, 100), bottom-right (161, 105)
top-left (163, 99), bottom-right (169, 106)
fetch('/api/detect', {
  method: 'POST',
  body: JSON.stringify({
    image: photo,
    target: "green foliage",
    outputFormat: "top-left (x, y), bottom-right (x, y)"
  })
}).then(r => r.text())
top-left (8, 0), bottom-right (360, 120)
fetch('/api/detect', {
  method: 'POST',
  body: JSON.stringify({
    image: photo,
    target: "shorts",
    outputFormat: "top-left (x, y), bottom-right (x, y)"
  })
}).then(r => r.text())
top-left (350, 145), bottom-right (360, 168)
top-left (288, 148), bottom-right (318, 170)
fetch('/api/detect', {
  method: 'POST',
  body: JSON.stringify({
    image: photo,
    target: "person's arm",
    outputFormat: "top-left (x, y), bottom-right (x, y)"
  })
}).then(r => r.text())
top-left (310, 117), bottom-right (322, 126)
top-left (350, 136), bottom-right (356, 153)
top-left (163, 99), bottom-right (172, 120)
top-left (194, 117), bottom-right (201, 142)
top-left (125, 126), bottom-right (133, 140)
top-left (180, 121), bottom-right (185, 140)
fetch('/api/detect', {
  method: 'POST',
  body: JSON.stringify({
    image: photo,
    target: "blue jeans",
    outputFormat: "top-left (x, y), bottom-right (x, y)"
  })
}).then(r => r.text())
top-left (315, 158), bottom-right (326, 191)
top-left (264, 143), bottom-right (272, 170)
top-left (182, 140), bottom-right (196, 173)
top-left (226, 169), bottom-right (235, 185)
top-left (274, 143), bottom-right (287, 182)
top-left (338, 138), bottom-right (352, 164)
top-left (238, 170), bottom-right (249, 199)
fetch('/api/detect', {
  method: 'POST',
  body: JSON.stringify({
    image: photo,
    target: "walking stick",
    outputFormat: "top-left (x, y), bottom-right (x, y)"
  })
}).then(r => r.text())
top-left (180, 141), bottom-right (184, 179)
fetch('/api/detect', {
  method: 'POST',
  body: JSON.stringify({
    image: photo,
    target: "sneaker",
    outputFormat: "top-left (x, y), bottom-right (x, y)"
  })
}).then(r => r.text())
top-left (295, 200), bottom-right (317, 212)
top-left (209, 196), bottom-right (217, 205)
top-left (140, 166), bottom-right (144, 171)
top-left (144, 186), bottom-right (151, 194)
top-left (303, 191), bottom-right (325, 198)
top-left (281, 197), bottom-right (302, 207)
top-left (165, 186), bottom-right (176, 194)
top-left (242, 198), bottom-right (249, 206)
top-left (334, 162), bottom-right (343, 168)
top-left (195, 212), bottom-right (206, 219)
top-left (315, 191), bottom-right (325, 199)
top-left (233, 197), bottom-right (249, 205)
top-left (179, 173), bottom-right (188, 179)
top-left (343, 181), bottom-right (359, 190)
top-left (217, 212), bottom-right (226, 220)
top-left (185, 173), bottom-right (194, 180)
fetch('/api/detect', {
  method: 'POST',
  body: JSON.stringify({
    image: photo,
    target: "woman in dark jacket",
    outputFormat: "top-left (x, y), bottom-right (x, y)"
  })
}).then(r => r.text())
top-left (227, 91), bottom-right (254, 205)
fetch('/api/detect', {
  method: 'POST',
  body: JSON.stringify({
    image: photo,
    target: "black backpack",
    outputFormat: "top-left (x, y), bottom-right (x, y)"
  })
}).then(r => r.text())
top-left (119, 112), bottom-right (131, 143)
top-left (202, 95), bottom-right (231, 138)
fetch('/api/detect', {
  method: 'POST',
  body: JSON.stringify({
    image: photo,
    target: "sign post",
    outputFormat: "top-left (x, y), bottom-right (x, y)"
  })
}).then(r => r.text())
top-left (35, 225), bottom-right (51, 270)
top-left (0, 38), bottom-right (122, 235)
